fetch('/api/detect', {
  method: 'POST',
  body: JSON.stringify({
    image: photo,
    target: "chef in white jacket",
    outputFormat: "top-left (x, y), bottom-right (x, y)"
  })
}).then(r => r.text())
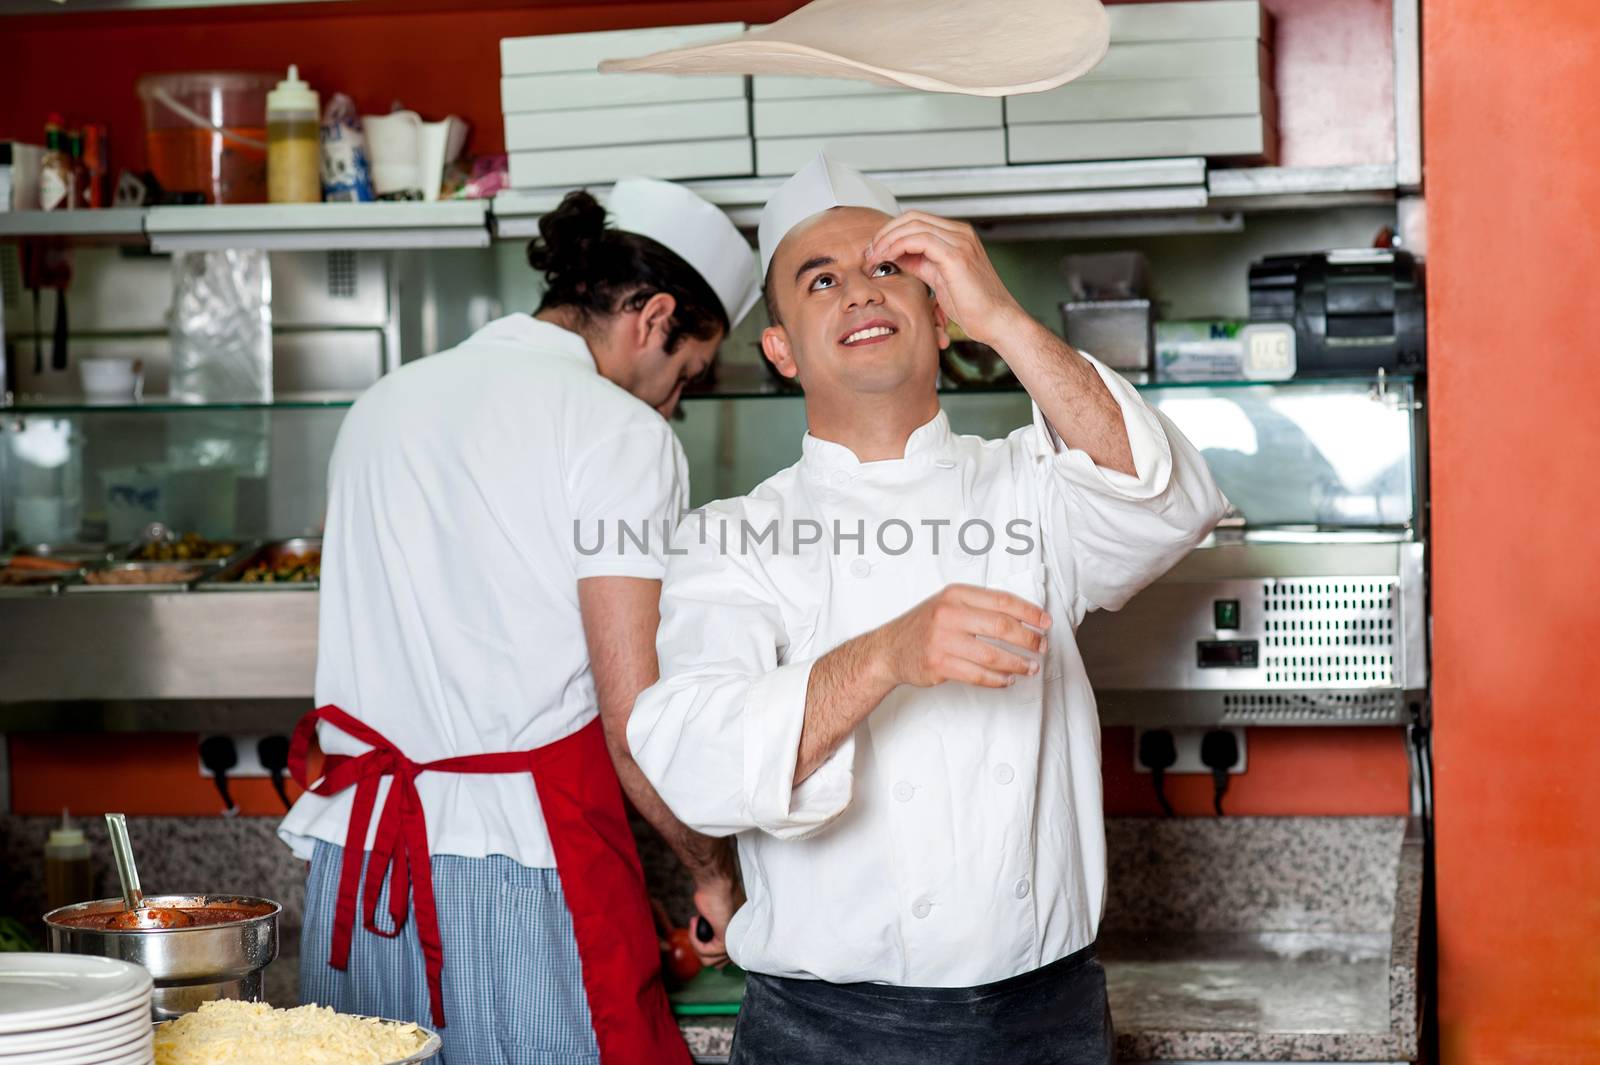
top-left (627, 156), bottom-right (1230, 1064)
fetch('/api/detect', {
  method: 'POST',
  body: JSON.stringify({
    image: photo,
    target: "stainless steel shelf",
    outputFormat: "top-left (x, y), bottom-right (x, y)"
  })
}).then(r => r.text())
top-left (1207, 164), bottom-right (1400, 210)
top-left (0, 162), bottom-right (1397, 251)
top-left (494, 158), bottom-right (1212, 235)
top-left (0, 208), bottom-right (147, 242)
top-left (146, 201), bottom-right (492, 251)
top-left (495, 159), bottom-right (1399, 236)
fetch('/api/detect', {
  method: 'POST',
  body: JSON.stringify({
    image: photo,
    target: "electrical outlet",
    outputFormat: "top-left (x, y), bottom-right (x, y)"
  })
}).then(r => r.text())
top-left (198, 734), bottom-right (271, 778)
top-left (1134, 727), bottom-right (1247, 774)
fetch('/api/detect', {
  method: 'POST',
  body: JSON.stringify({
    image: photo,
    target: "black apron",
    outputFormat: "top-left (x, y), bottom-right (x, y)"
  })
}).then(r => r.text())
top-left (728, 942), bottom-right (1116, 1065)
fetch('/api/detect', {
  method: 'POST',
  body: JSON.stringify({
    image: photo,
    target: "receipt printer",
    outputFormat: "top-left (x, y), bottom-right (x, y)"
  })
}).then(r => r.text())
top-left (1248, 249), bottom-right (1425, 376)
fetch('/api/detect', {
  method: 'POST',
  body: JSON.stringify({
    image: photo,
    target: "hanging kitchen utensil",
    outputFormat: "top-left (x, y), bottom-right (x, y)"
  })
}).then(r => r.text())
top-left (20, 238), bottom-right (73, 376)
top-left (599, 0), bottom-right (1110, 98)
top-left (103, 813), bottom-right (193, 930)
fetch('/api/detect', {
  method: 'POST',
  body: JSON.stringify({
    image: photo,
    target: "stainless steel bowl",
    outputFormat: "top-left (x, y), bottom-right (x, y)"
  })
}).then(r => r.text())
top-left (45, 894), bottom-right (279, 1020)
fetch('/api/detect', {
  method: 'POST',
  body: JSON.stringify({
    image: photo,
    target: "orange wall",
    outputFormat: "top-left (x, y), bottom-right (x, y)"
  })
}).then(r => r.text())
top-left (7, 727), bottom-right (1411, 819)
top-left (1424, 2), bottom-right (1600, 1062)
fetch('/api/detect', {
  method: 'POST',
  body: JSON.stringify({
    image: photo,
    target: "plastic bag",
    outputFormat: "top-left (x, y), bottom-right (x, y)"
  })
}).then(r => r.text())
top-left (170, 248), bottom-right (272, 403)
top-left (320, 93), bottom-right (375, 203)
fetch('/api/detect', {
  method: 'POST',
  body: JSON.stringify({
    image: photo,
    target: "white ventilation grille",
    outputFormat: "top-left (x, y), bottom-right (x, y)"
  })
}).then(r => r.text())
top-left (1261, 579), bottom-right (1398, 686)
top-left (1221, 690), bottom-right (1402, 724)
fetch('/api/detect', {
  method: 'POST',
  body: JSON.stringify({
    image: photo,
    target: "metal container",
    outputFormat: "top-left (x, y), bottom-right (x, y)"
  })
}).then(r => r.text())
top-left (198, 537), bottom-right (321, 590)
top-left (1060, 298), bottom-right (1155, 371)
top-left (120, 533), bottom-right (251, 564)
top-left (45, 894), bottom-right (280, 1020)
top-left (64, 560), bottom-right (225, 593)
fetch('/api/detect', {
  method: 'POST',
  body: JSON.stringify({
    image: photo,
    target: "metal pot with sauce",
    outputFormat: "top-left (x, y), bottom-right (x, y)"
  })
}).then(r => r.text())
top-left (45, 894), bottom-right (279, 1020)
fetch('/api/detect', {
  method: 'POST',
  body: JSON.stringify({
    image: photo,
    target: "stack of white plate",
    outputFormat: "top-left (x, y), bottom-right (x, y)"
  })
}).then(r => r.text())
top-left (0, 955), bottom-right (154, 1065)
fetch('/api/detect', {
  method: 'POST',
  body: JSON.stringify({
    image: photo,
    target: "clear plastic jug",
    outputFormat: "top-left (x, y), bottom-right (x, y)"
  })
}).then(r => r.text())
top-left (136, 71), bottom-right (275, 204)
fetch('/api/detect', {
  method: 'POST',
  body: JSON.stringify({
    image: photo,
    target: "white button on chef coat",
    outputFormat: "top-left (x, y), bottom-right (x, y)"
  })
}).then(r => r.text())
top-left (892, 781), bottom-right (915, 802)
top-left (280, 315), bottom-right (688, 867)
top-left (994, 764), bottom-right (1015, 785)
top-left (850, 559), bottom-right (872, 578)
top-left (629, 351), bottom-right (1228, 987)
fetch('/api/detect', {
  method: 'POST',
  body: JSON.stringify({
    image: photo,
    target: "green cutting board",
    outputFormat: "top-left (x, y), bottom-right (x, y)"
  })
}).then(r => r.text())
top-left (669, 964), bottom-right (747, 1016)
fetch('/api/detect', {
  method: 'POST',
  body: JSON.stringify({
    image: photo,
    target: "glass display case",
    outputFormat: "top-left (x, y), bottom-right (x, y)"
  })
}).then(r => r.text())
top-left (0, 374), bottom-right (1423, 558)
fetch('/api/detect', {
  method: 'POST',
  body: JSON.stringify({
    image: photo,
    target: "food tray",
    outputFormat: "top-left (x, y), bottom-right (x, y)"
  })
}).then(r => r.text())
top-left (63, 560), bottom-right (225, 593)
top-left (120, 532), bottom-right (252, 565)
top-left (0, 554), bottom-right (90, 596)
top-left (197, 537), bottom-right (321, 591)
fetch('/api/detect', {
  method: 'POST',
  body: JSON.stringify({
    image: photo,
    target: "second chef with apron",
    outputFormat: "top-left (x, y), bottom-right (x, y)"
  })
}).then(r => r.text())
top-left (277, 177), bottom-right (760, 1065)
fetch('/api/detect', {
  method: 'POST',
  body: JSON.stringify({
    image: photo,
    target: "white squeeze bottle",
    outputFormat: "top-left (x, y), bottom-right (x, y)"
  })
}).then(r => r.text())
top-left (267, 65), bottom-right (322, 203)
top-left (44, 809), bottom-right (94, 911)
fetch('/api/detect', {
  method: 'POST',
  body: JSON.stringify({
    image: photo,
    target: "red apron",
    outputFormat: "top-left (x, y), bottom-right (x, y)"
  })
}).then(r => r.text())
top-left (288, 705), bottom-right (689, 1065)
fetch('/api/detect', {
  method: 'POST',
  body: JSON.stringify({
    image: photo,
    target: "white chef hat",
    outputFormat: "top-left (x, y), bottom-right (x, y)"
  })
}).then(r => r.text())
top-left (607, 176), bottom-right (761, 327)
top-left (757, 154), bottom-right (901, 276)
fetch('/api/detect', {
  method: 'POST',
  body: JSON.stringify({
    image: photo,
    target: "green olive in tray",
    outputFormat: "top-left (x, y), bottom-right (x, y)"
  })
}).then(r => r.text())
top-left (239, 552), bottom-right (321, 583)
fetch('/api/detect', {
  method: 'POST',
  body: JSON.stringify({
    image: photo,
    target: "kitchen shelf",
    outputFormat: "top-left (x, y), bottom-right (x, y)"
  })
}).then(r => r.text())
top-left (496, 158), bottom-right (1212, 234)
top-left (495, 160), bottom-right (1399, 235)
top-left (0, 162), bottom-right (1398, 252)
top-left (0, 202), bottom-right (492, 252)
top-left (0, 208), bottom-right (147, 243)
top-left (1207, 164), bottom-right (1401, 209)
top-left (0, 372), bottom-right (1418, 414)
top-left (1, 392), bottom-right (362, 415)
top-left (145, 201), bottom-right (492, 251)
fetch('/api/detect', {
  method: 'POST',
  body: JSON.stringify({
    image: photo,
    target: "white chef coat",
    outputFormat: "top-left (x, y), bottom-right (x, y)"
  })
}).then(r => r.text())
top-left (628, 353), bottom-right (1227, 986)
top-left (279, 314), bottom-right (689, 867)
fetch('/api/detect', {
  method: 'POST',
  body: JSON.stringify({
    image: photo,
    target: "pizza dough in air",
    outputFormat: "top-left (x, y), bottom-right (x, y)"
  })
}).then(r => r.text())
top-left (598, 0), bottom-right (1110, 98)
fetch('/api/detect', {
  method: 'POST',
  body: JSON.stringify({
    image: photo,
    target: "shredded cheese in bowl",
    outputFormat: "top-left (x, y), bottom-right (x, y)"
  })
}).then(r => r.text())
top-left (155, 1000), bottom-right (432, 1065)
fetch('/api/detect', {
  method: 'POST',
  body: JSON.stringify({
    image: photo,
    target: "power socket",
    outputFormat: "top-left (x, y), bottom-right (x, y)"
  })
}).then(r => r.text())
top-left (1134, 727), bottom-right (1247, 775)
top-left (198, 734), bottom-right (271, 778)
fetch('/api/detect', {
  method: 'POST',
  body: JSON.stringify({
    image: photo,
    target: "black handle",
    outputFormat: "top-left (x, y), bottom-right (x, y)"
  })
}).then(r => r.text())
top-left (695, 916), bottom-right (714, 943)
top-left (51, 288), bottom-right (68, 372)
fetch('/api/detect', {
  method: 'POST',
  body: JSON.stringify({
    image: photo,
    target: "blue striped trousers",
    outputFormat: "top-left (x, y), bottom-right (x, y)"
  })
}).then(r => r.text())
top-left (300, 840), bottom-right (601, 1065)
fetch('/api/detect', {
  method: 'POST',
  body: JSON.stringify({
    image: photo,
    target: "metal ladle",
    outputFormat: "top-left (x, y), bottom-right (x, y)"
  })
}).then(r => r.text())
top-left (105, 813), bottom-right (192, 930)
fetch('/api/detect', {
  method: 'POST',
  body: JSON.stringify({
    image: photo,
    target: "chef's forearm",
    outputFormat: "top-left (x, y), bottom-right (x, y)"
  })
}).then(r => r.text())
top-left (997, 311), bottom-right (1135, 476)
top-left (605, 735), bottom-right (739, 885)
top-left (794, 630), bottom-right (896, 785)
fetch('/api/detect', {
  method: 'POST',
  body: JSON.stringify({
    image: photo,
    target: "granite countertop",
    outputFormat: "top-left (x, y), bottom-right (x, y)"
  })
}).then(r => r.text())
top-left (1, 813), bottom-right (1421, 1064)
top-left (680, 817), bottom-right (1424, 1064)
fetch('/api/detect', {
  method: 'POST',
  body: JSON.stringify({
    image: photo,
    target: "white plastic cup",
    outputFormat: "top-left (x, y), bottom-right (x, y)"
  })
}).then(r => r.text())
top-left (79, 357), bottom-right (145, 402)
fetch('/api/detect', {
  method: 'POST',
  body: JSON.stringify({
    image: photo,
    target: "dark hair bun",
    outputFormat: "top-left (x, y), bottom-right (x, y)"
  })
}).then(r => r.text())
top-left (525, 187), bottom-right (729, 353)
top-left (527, 190), bottom-right (607, 277)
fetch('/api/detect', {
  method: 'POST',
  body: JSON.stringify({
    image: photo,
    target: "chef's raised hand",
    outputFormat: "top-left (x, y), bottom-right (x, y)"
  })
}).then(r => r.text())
top-left (875, 584), bottom-right (1049, 690)
top-left (864, 211), bottom-right (1027, 348)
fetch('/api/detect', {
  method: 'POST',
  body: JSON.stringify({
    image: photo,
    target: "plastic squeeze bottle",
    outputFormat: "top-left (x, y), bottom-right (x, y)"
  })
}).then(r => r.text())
top-left (44, 809), bottom-right (94, 911)
top-left (267, 65), bottom-right (322, 203)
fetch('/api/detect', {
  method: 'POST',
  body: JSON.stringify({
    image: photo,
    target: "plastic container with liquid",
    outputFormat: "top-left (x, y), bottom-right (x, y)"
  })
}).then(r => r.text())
top-left (137, 71), bottom-right (275, 204)
top-left (267, 65), bottom-right (322, 204)
top-left (44, 810), bottom-right (94, 912)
